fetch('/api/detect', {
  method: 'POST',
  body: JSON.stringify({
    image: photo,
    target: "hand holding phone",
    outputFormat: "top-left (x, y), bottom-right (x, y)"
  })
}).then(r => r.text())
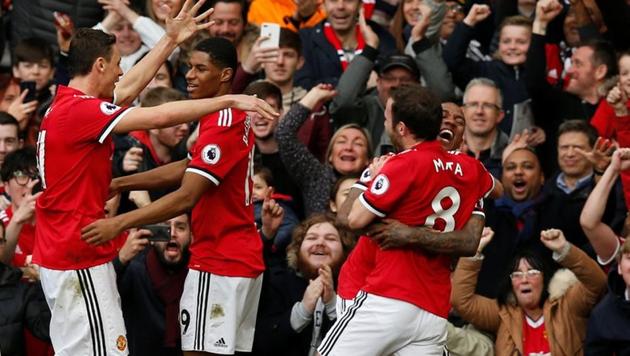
top-left (260, 22), bottom-right (280, 48)
top-left (140, 224), bottom-right (171, 242)
top-left (19, 81), bottom-right (37, 103)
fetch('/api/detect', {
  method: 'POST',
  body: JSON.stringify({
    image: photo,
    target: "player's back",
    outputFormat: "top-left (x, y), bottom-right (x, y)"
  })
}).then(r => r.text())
top-left (186, 108), bottom-right (264, 278)
top-left (360, 141), bottom-right (494, 318)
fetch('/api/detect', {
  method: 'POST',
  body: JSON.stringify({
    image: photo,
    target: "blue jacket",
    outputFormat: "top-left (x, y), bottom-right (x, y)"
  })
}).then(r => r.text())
top-left (295, 20), bottom-right (397, 89)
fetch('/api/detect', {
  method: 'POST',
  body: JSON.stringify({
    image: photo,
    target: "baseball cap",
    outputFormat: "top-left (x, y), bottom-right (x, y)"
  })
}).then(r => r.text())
top-left (378, 54), bottom-right (420, 80)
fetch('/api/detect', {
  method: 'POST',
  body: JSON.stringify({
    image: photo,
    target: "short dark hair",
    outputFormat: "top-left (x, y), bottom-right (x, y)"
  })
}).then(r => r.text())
top-left (330, 173), bottom-right (360, 203)
top-left (193, 37), bottom-right (238, 75)
top-left (390, 83), bottom-right (442, 140)
top-left (12, 37), bottom-right (54, 66)
top-left (141, 87), bottom-right (185, 107)
top-left (243, 81), bottom-right (282, 108)
top-left (279, 28), bottom-right (302, 56)
top-left (557, 120), bottom-right (598, 147)
top-left (0, 112), bottom-right (19, 132)
top-left (253, 165), bottom-right (274, 187)
top-left (0, 147), bottom-right (37, 182)
top-left (580, 39), bottom-right (618, 79)
top-left (208, 0), bottom-right (248, 22)
top-left (68, 28), bottom-right (116, 78)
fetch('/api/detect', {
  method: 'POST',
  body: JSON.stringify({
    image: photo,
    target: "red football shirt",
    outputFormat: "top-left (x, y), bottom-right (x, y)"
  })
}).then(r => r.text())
top-left (357, 141), bottom-right (493, 318)
top-left (0, 206), bottom-right (36, 267)
top-left (186, 108), bottom-right (264, 278)
top-left (522, 316), bottom-right (551, 355)
top-left (32, 86), bottom-right (134, 269)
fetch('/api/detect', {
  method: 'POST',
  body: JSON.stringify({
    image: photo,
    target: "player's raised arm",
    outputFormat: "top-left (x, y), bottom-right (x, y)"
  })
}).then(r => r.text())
top-left (114, 0), bottom-right (214, 105)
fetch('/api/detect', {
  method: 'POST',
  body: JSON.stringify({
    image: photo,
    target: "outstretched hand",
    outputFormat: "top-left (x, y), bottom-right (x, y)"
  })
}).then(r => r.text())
top-left (229, 94), bottom-right (280, 121)
top-left (81, 218), bottom-right (123, 245)
top-left (165, 0), bottom-right (216, 44)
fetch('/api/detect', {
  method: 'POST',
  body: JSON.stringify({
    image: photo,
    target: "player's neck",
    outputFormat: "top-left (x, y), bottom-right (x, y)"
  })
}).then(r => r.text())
top-left (466, 130), bottom-right (497, 158)
top-left (68, 76), bottom-right (102, 98)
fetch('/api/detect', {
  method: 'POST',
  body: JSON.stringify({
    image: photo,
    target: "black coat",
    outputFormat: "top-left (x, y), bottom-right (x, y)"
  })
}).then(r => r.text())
top-left (0, 264), bottom-right (50, 356)
top-left (585, 266), bottom-right (630, 355)
top-left (251, 265), bottom-right (334, 356)
top-left (295, 20), bottom-right (397, 90)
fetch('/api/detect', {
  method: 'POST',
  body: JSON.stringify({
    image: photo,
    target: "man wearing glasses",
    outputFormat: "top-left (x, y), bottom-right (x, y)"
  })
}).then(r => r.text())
top-left (0, 147), bottom-right (41, 279)
top-left (462, 77), bottom-right (509, 178)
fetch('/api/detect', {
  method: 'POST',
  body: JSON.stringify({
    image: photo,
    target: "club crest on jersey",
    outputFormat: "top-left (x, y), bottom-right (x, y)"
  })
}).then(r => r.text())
top-left (370, 174), bottom-right (389, 195)
top-left (202, 144), bottom-right (221, 165)
top-left (359, 168), bottom-right (372, 183)
top-left (100, 102), bottom-right (120, 115)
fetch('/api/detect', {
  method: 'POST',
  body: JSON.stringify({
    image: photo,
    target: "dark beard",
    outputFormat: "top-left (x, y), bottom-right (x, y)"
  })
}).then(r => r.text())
top-left (154, 245), bottom-right (190, 271)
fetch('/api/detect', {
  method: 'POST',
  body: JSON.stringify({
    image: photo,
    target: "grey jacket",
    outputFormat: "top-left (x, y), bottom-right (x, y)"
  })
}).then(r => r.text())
top-left (276, 104), bottom-right (337, 217)
top-left (330, 40), bottom-right (454, 156)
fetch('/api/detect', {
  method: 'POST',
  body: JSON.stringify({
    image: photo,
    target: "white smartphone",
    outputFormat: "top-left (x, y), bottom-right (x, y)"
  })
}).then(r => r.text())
top-left (260, 22), bottom-right (280, 48)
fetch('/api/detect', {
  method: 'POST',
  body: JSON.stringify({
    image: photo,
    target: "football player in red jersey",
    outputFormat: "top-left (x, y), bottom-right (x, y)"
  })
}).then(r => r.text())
top-left (33, 2), bottom-right (277, 355)
top-left (318, 84), bottom-right (496, 356)
top-left (82, 37), bottom-right (268, 356)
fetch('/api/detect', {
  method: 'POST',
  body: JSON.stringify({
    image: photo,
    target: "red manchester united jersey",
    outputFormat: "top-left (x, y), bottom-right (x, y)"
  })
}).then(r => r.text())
top-left (33, 86), bottom-right (134, 269)
top-left (186, 108), bottom-right (264, 278)
top-left (357, 141), bottom-right (493, 318)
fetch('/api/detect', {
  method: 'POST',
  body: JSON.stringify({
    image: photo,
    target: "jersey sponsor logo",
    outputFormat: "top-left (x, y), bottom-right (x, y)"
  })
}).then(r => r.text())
top-left (201, 144), bottom-right (221, 165)
top-left (100, 102), bottom-right (120, 115)
top-left (116, 335), bottom-right (127, 351)
top-left (370, 174), bottom-right (389, 195)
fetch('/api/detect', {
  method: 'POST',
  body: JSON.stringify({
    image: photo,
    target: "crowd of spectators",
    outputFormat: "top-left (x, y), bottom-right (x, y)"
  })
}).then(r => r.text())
top-left (1, 0), bottom-right (630, 354)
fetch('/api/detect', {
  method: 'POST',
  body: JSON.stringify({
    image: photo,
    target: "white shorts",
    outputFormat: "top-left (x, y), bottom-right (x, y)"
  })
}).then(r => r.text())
top-left (40, 263), bottom-right (128, 356)
top-left (335, 295), bottom-right (354, 319)
top-left (318, 291), bottom-right (448, 356)
top-left (180, 270), bottom-right (263, 355)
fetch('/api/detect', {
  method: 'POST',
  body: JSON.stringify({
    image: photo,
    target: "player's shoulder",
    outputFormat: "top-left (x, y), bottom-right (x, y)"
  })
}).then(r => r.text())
top-left (203, 107), bottom-right (247, 128)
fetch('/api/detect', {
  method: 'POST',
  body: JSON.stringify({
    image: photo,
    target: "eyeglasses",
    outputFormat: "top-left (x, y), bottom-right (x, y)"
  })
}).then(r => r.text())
top-left (510, 269), bottom-right (542, 280)
top-left (12, 170), bottom-right (39, 186)
top-left (446, 3), bottom-right (464, 13)
top-left (462, 102), bottom-right (502, 111)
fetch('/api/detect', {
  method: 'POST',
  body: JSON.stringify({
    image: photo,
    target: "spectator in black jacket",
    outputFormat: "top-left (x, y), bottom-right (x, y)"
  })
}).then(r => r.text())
top-left (538, 120), bottom-right (626, 258)
top-left (0, 262), bottom-right (50, 356)
top-left (294, 0), bottom-right (396, 89)
top-left (114, 213), bottom-right (191, 356)
top-left (526, 0), bottom-right (618, 174)
top-left (251, 213), bottom-right (356, 356)
top-left (585, 238), bottom-right (630, 355)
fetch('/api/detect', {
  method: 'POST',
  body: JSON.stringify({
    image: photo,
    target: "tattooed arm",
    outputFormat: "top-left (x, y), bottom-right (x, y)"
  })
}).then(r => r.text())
top-left (367, 214), bottom-right (486, 257)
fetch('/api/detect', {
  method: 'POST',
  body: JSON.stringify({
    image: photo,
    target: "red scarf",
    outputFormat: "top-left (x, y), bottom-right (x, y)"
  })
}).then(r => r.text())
top-left (146, 248), bottom-right (188, 348)
top-left (323, 22), bottom-right (365, 71)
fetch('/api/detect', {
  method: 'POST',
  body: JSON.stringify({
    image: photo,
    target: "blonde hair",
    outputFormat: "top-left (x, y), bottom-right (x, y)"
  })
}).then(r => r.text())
top-left (325, 124), bottom-right (374, 167)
